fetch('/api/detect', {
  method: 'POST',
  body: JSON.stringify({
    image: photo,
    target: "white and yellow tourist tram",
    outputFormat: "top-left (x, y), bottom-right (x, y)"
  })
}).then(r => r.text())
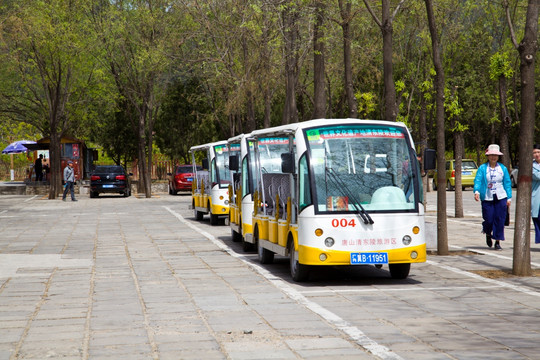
top-left (189, 140), bottom-right (231, 225)
top-left (248, 119), bottom-right (427, 281)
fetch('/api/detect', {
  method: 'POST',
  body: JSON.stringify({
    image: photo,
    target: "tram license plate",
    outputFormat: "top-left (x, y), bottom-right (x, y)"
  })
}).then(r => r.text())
top-left (351, 252), bottom-right (388, 265)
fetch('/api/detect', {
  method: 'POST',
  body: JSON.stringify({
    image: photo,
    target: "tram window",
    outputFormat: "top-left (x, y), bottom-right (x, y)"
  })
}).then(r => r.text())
top-left (242, 157), bottom-right (250, 198)
top-left (298, 154), bottom-right (311, 211)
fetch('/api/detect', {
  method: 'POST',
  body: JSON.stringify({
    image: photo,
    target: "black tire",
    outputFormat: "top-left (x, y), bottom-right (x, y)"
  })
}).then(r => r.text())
top-left (242, 239), bottom-right (255, 252)
top-left (389, 263), bottom-right (411, 279)
top-left (168, 184), bottom-right (172, 195)
top-left (511, 176), bottom-right (516, 188)
top-left (432, 179), bottom-right (437, 190)
top-left (231, 229), bottom-right (242, 242)
top-left (90, 191), bottom-right (96, 198)
top-left (255, 228), bottom-right (274, 264)
top-left (194, 207), bottom-right (203, 221)
top-left (446, 181), bottom-right (454, 191)
top-left (289, 241), bottom-right (309, 282)
top-left (210, 213), bottom-right (219, 225)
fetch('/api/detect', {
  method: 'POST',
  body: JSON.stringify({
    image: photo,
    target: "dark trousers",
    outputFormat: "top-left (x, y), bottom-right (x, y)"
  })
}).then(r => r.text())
top-left (481, 196), bottom-right (507, 241)
top-left (62, 181), bottom-right (75, 200)
top-left (533, 217), bottom-right (540, 244)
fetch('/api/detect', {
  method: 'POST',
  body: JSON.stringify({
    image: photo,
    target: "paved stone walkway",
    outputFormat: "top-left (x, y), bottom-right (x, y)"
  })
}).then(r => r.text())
top-left (0, 192), bottom-right (539, 359)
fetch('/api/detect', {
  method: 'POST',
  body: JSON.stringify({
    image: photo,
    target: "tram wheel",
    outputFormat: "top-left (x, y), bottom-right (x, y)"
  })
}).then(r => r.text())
top-left (389, 263), bottom-right (410, 279)
top-left (194, 207), bottom-right (203, 221)
top-left (210, 213), bottom-right (219, 225)
top-left (255, 229), bottom-right (274, 264)
top-left (289, 241), bottom-right (309, 282)
top-left (231, 229), bottom-right (242, 242)
top-left (242, 239), bottom-right (254, 252)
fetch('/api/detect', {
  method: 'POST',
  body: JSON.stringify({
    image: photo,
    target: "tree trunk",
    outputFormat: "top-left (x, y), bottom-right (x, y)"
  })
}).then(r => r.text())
top-left (419, 90), bottom-right (428, 197)
top-left (382, 0), bottom-right (397, 121)
top-left (498, 75), bottom-right (512, 170)
top-left (512, 0), bottom-right (538, 276)
top-left (137, 113), bottom-right (150, 197)
top-left (312, 0), bottom-right (326, 120)
top-left (146, 109), bottom-right (155, 198)
top-left (264, 88), bottom-right (271, 129)
top-left (454, 132), bottom-right (464, 218)
top-left (48, 131), bottom-right (62, 199)
top-left (246, 90), bottom-right (256, 132)
top-left (282, 2), bottom-right (298, 124)
top-left (425, 0), bottom-right (448, 255)
top-left (339, 0), bottom-right (357, 118)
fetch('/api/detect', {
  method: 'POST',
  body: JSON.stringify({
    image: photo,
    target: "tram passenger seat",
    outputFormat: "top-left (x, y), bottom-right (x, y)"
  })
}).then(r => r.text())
top-left (279, 175), bottom-right (291, 219)
top-left (370, 186), bottom-right (407, 209)
top-left (261, 173), bottom-right (277, 214)
top-left (197, 171), bottom-right (209, 193)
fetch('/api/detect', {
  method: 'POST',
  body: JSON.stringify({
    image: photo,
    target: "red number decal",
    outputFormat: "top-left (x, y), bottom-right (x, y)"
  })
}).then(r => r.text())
top-left (331, 218), bottom-right (357, 228)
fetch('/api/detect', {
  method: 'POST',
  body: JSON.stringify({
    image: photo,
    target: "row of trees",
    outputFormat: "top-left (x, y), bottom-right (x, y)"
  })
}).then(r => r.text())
top-left (0, 0), bottom-right (538, 274)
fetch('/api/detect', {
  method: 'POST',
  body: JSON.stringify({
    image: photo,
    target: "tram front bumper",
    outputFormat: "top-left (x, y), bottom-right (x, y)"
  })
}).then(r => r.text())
top-left (298, 243), bottom-right (426, 266)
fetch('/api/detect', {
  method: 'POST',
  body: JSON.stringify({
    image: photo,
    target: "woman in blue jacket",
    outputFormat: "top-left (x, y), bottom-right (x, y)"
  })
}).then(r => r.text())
top-left (473, 144), bottom-right (512, 250)
top-left (531, 145), bottom-right (540, 244)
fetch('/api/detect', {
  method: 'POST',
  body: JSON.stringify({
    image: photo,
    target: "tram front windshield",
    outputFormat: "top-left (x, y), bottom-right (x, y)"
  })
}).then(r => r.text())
top-left (305, 125), bottom-right (417, 212)
top-left (213, 144), bottom-right (232, 188)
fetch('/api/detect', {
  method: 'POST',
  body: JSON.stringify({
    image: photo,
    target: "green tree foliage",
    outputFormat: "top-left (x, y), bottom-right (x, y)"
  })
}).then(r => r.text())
top-left (154, 76), bottom-right (217, 163)
top-left (0, 0), bottom-right (104, 197)
top-left (0, 0), bottom-right (536, 192)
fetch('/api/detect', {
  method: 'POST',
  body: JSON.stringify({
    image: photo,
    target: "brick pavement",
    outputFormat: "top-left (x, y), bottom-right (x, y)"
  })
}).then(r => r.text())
top-left (0, 192), bottom-right (539, 359)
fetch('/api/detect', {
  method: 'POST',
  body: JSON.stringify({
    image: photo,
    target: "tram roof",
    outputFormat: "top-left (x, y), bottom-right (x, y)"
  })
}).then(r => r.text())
top-left (227, 133), bottom-right (250, 144)
top-left (249, 118), bottom-right (409, 138)
top-left (189, 140), bottom-right (228, 152)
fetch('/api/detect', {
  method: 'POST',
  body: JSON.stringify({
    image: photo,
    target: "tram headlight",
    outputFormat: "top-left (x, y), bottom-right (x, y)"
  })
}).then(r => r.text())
top-left (319, 253), bottom-right (327, 261)
top-left (324, 237), bottom-right (335, 247)
top-left (402, 235), bottom-right (412, 246)
top-left (224, 200), bottom-right (229, 205)
top-left (411, 251), bottom-right (418, 259)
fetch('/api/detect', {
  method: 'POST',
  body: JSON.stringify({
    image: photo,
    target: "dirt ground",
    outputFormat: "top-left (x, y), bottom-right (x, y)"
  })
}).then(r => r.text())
top-left (472, 268), bottom-right (540, 279)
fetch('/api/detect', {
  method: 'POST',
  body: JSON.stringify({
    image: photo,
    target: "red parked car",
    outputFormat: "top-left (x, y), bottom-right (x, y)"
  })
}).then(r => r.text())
top-left (168, 165), bottom-right (201, 194)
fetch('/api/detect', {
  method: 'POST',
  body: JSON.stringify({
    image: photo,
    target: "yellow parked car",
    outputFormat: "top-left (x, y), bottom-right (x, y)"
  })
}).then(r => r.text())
top-left (433, 159), bottom-right (478, 191)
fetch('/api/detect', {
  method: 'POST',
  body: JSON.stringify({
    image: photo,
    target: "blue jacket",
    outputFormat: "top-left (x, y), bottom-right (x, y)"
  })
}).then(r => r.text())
top-left (532, 161), bottom-right (540, 217)
top-left (473, 162), bottom-right (512, 201)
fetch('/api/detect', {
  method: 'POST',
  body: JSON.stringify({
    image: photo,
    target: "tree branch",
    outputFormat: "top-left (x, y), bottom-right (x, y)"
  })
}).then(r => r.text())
top-left (363, 0), bottom-right (382, 28)
top-left (391, 0), bottom-right (407, 21)
top-left (503, 0), bottom-right (519, 49)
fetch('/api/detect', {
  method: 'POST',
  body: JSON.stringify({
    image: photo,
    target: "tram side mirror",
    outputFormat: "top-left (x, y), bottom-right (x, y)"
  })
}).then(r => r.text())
top-left (423, 149), bottom-right (436, 171)
top-left (281, 153), bottom-right (295, 173)
top-left (202, 158), bottom-right (209, 170)
top-left (229, 154), bottom-right (239, 171)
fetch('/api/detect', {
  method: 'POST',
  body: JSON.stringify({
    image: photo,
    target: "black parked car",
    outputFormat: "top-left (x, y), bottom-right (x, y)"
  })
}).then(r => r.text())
top-left (90, 165), bottom-right (132, 198)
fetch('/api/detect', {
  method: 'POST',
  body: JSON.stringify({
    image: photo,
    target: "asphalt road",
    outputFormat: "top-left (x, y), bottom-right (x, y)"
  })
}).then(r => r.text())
top-left (1, 190), bottom-right (539, 360)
